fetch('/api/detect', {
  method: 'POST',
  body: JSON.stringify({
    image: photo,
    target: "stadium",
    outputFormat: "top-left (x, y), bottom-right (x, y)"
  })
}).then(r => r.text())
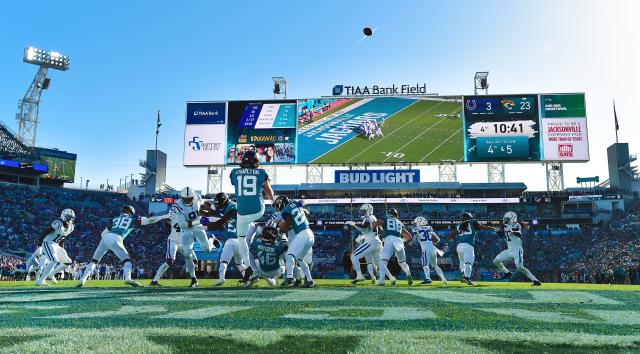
top-left (1, 2), bottom-right (640, 353)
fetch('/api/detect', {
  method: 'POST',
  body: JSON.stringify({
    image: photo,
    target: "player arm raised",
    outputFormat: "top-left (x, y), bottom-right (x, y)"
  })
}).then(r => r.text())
top-left (205, 209), bottom-right (237, 230)
top-left (134, 214), bottom-right (170, 228)
top-left (276, 213), bottom-right (293, 233)
top-left (345, 218), bottom-right (372, 234)
top-left (263, 179), bottom-right (274, 201)
top-left (401, 228), bottom-right (412, 242)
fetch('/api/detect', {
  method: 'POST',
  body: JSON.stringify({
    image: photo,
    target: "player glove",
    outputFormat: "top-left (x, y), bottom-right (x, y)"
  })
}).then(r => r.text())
top-left (200, 217), bottom-right (210, 225)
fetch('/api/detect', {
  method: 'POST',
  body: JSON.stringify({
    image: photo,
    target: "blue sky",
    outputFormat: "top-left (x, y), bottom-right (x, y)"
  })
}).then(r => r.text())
top-left (0, 0), bottom-right (638, 192)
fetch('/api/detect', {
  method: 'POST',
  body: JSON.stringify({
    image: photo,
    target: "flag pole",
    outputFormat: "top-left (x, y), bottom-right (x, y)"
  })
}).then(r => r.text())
top-left (613, 99), bottom-right (619, 144)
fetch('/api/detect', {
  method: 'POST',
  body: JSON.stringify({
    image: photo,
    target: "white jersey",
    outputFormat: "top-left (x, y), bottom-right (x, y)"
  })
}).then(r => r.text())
top-left (501, 222), bottom-right (523, 249)
top-left (414, 225), bottom-right (438, 251)
top-left (356, 215), bottom-right (381, 245)
top-left (42, 219), bottom-right (75, 244)
top-left (169, 199), bottom-right (201, 233)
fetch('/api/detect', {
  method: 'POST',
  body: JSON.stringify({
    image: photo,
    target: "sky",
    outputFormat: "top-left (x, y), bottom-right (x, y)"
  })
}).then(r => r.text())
top-left (0, 0), bottom-right (638, 193)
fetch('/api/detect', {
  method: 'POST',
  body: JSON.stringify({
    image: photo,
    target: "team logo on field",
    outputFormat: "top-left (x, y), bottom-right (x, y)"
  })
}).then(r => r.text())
top-left (558, 144), bottom-right (573, 157)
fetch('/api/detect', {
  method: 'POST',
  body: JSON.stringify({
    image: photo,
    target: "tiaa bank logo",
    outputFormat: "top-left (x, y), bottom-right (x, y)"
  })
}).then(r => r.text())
top-left (189, 136), bottom-right (221, 152)
top-left (333, 85), bottom-right (344, 96)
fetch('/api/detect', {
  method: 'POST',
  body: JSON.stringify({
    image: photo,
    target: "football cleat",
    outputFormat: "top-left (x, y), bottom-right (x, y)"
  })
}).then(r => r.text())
top-left (462, 277), bottom-right (474, 286)
top-left (266, 278), bottom-right (277, 287)
top-left (371, 279), bottom-right (376, 285)
top-left (302, 280), bottom-right (314, 288)
top-left (25, 275), bottom-right (31, 281)
top-left (407, 274), bottom-right (413, 286)
top-left (244, 277), bottom-right (259, 288)
top-left (281, 278), bottom-right (294, 287)
top-left (35, 281), bottom-right (49, 287)
top-left (189, 278), bottom-right (199, 288)
top-left (76, 280), bottom-right (85, 288)
top-left (532, 280), bottom-right (542, 286)
top-left (351, 276), bottom-right (366, 284)
top-left (149, 281), bottom-right (162, 287)
top-left (374, 281), bottom-right (385, 286)
top-left (390, 278), bottom-right (397, 286)
top-left (125, 279), bottom-right (142, 287)
top-left (500, 272), bottom-right (513, 280)
top-left (213, 279), bottom-right (225, 287)
top-left (442, 279), bottom-right (449, 285)
top-left (242, 267), bottom-right (254, 283)
top-left (420, 279), bottom-right (432, 285)
top-left (48, 275), bottom-right (58, 284)
top-left (293, 278), bottom-right (302, 287)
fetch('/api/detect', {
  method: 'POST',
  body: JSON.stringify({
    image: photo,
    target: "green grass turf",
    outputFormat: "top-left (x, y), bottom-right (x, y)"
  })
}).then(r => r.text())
top-left (1, 280), bottom-right (640, 353)
top-left (312, 99), bottom-right (464, 164)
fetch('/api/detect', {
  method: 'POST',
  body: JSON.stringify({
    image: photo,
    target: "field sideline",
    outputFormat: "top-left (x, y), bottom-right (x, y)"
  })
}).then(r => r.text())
top-left (1, 280), bottom-right (640, 353)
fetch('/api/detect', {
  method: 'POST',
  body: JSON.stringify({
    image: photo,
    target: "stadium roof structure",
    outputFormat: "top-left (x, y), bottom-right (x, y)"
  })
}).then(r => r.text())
top-left (273, 182), bottom-right (527, 192)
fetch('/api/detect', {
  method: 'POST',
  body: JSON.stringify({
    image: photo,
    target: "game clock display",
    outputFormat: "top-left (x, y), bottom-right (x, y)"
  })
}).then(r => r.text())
top-left (463, 95), bottom-right (542, 162)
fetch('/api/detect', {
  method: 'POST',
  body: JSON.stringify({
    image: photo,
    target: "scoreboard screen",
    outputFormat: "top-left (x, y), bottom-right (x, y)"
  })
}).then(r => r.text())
top-left (463, 95), bottom-right (542, 162)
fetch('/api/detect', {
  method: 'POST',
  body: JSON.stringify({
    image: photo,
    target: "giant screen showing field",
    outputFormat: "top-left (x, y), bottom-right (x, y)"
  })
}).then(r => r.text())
top-left (183, 93), bottom-right (588, 166)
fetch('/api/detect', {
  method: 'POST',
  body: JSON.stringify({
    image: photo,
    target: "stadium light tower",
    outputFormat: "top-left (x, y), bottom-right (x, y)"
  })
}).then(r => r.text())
top-left (474, 71), bottom-right (489, 95)
top-left (272, 77), bottom-right (287, 99)
top-left (16, 46), bottom-right (71, 147)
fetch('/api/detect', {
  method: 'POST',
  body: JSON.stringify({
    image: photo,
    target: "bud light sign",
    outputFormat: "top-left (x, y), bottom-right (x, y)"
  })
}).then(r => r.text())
top-left (335, 169), bottom-right (420, 184)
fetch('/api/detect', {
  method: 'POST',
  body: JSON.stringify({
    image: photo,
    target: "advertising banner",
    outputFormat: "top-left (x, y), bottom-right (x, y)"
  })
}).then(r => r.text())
top-left (334, 169), bottom-right (420, 184)
top-left (184, 102), bottom-right (227, 166)
top-left (539, 94), bottom-right (589, 161)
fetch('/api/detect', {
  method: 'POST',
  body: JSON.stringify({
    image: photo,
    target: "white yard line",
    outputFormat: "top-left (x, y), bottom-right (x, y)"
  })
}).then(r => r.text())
top-left (419, 127), bottom-right (463, 162)
top-left (345, 101), bottom-right (444, 163)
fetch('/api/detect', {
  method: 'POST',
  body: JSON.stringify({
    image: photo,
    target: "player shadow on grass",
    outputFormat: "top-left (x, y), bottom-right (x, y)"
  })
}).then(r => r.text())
top-left (0, 335), bottom-right (48, 349)
top-left (147, 334), bottom-right (361, 354)
top-left (465, 339), bottom-right (640, 354)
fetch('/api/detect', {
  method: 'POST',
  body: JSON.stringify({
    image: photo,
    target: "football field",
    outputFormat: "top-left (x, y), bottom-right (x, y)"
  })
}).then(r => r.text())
top-left (312, 99), bottom-right (464, 164)
top-left (1, 280), bottom-right (640, 353)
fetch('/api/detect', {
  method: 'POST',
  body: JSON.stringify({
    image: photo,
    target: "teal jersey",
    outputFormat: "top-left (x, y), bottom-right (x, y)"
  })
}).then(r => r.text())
top-left (251, 238), bottom-right (286, 272)
top-left (281, 202), bottom-right (309, 234)
top-left (382, 215), bottom-right (403, 238)
top-left (230, 168), bottom-right (269, 215)
top-left (222, 202), bottom-right (238, 240)
top-left (110, 215), bottom-right (137, 239)
top-left (457, 219), bottom-right (480, 245)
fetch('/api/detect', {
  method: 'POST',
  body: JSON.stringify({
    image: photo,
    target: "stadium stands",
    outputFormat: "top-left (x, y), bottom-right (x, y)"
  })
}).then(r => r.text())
top-left (1, 182), bottom-right (639, 284)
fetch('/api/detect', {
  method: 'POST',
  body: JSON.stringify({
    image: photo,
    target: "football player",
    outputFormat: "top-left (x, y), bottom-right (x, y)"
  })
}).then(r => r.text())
top-left (204, 192), bottom-right (247, 286)
top-left (245, 226), bottom-right (288, 287)
top-left (345, 204), bottom-right (385, 284)
top-left (77, 205), bottom-right (169, 287)
top-left (412, 217), bottom-right (447, 285)
top-left (24, 246), bottom-right (46, 281)
top-left (273, 195), bottom-right (315, 288)
top-left (172, 187), bottom-right (216, 288)
top-left (493, 211), bottom-right (541, 286)
top-left (36, 209), bottom-right (76, 286)
top-left (230, 150), bottom-right (274, 282)
top-left (373, 208), bottom-right (413, 286)
top-left (445, 212), bottom-right (495, 286)
top-left (150, 209), bottom-right (197, 287)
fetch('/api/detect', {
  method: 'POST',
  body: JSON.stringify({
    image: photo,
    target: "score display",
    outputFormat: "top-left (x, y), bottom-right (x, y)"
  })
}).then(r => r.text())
top-left (463, 95), bottom-right (542, 162)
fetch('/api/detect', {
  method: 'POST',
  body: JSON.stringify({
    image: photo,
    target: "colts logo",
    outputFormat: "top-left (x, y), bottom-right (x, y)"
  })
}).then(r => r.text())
top-left (465, 99), bottom-right (477, 111)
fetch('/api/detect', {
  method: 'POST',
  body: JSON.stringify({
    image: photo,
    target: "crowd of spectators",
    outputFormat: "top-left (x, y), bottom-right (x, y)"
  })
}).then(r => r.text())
top-left (1, 182), bottom-right (639, 285)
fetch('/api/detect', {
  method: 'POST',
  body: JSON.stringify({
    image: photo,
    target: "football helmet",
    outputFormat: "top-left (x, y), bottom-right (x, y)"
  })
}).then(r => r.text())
top-left (387, 208), bottom-right (399, 218)
top-left (359, 204), bottom-right (373, 217)
top-left (272, 195), bottom-right (290, 212)
top-left (462, 212), bottom-right (473, 221)
top-left (60, 209), bottom-right (75, 223)
top-left (413, 216), bottom-right (429, 227)
top-left (240, 150), bottom-right (259, 168)
top-left (181, 187), bottom-right (195, 205)
top-left (261, 226), bottom-right (279, 242)
top-left (213, 192), bottom-right (229, 211)
top-left (121, 205), bottom-right (135, 216)
top-left (503, 211), bottom-right (518, 225)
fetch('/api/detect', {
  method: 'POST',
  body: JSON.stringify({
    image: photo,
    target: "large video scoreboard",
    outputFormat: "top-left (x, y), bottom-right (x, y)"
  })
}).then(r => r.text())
top-left (184, 93), bottom-right (588, 166)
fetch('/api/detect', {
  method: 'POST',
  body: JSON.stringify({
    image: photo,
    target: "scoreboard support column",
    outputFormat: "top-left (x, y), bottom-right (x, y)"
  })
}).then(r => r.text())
top-left (487, 163), bottom-right (505, 183)
top-left (546, 163), bottom-right (564, 192)
top-left (206, 167), bottom-right (222, 195)
top-left (306, 165), bottom-right (323, 183)
top-left (438, 165), bottom-right (457, 182)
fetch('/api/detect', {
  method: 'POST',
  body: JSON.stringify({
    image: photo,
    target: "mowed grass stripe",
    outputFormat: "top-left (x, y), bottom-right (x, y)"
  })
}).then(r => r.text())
top-left (313, 100), bottom-right (444, 164)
